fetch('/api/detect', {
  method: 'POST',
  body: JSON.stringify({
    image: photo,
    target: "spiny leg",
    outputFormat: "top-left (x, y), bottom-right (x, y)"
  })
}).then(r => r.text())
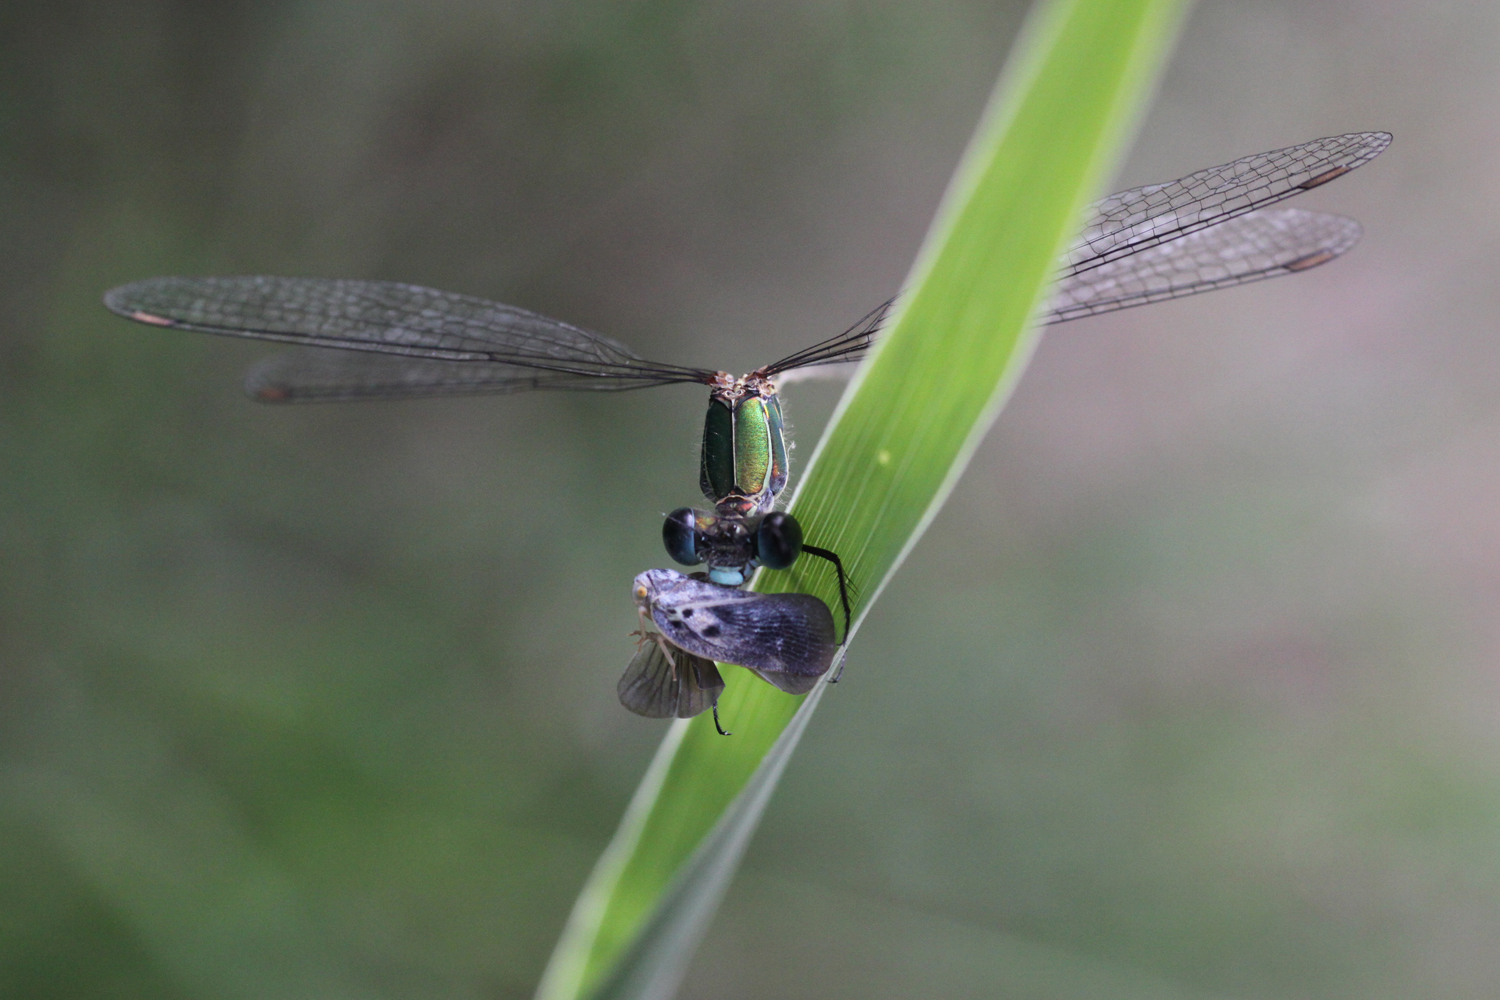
top-left (633, 610), bottom-right (729, 733)
top-left (632, 610), bottom-right (681, 680)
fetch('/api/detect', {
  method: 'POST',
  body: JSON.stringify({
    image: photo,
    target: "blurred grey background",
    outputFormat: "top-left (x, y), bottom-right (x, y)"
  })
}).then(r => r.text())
top-left (2, 1), bottom-right (1496, 997)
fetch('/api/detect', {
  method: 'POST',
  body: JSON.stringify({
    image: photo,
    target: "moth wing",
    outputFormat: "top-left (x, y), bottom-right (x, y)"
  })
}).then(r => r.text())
top-left (617, 636), bottom-right (724, 719)
top-left (652, 590), bottom-right (837, 681)
top-left (724, 593), bottom-right (837, 684)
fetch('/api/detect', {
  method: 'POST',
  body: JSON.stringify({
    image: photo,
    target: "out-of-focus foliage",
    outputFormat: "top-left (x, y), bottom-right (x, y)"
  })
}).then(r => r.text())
top-left (3, 1), bottom-right (1500, 999)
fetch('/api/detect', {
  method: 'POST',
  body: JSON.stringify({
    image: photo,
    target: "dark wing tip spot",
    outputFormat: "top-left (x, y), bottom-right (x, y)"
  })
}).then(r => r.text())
top-left (1285, 249), bottom-right (1339, 272)
top-left (1297, 165), bottom-right (1352, 190)
top-left (130, 310), bottom-right (177, 327)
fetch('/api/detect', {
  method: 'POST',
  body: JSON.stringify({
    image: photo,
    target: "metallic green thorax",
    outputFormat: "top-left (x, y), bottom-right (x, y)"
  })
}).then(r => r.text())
top-left (699, 374), bottom-right (788, 515)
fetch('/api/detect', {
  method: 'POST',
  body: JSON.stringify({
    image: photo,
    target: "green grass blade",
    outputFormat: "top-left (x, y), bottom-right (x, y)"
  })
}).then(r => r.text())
top-left (536, 1), bottom-right (1193, 997)
top-left (586, 682), bottom-right (831, 1000)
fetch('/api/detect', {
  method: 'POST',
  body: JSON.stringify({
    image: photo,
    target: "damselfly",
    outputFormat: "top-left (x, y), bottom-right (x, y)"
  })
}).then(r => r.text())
top-left (103, 132), bottom-right (1390, 722)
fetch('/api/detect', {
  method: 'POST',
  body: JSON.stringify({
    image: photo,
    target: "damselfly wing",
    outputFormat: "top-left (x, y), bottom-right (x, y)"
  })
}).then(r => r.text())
top-left (105, 134), bottom-right (1391, 407)
top-left (103, 132), bottom-right (1391, 721)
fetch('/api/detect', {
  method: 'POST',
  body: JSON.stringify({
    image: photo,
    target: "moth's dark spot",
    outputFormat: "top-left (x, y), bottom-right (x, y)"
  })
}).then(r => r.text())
top-left (682, 608), bottom-right (694, 617)
top-left (702, 625), bottom-right (721, 638)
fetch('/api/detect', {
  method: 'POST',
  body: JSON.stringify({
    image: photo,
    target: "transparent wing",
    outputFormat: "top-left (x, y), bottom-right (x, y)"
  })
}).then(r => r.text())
top-left (1043, 208), bottom-right (1361, 324)
top-left (103, 276), bottom-right (715, 398)
top-left (617, 637), bottom-right (724, 719)
top-left (106, 135), bottom-right (1390, 390)
top-left (757, 299), bottom-right (893, 378)
top-left (769, 362), bottom-right (861, 385)
top-left (243, 348), bottom-right (688, 402)
top-left (760, 132), bottom-right (1389, 374)
top-left (1064, 131), bottom-right (1389, 278)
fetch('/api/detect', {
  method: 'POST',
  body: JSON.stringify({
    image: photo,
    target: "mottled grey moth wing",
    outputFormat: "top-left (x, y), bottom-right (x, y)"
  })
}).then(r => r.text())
top-left (617, 635), bottom-right (725, 719)
top-left (644, 574), bottom-right (838, 689)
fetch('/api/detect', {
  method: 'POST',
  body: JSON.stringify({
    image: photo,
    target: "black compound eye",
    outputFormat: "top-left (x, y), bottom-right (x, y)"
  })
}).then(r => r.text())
top-left (755, 511), bottom-right (803, 570)
top-left (663, 507), bottom-right (705, 566)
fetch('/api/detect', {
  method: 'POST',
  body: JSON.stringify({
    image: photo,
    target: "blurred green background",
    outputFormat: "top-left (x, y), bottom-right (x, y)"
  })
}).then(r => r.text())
top-left (3, 1), bottom-right (1497, 997)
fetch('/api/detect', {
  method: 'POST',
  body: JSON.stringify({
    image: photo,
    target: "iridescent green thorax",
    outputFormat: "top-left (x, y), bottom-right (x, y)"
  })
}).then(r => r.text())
top-left (699, 373), bottom-right (787, 515)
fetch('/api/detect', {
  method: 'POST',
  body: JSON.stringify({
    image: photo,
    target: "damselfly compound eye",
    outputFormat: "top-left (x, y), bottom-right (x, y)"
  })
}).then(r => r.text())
top-left (662, 507), bottom-right (704, 566)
